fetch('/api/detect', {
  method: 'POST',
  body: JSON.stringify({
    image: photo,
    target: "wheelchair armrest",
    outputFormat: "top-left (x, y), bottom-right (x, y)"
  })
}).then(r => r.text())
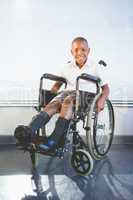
top-left (41, 73), bottom-right (67, 87)
top-left (76, 73), bottom-right (101, 94)
top-left (77, 73), bottom-right (101, 84)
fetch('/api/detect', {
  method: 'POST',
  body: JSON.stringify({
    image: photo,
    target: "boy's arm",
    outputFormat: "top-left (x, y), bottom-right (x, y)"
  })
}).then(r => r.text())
top-left (101, 84), bottom-right (110, 99)
top-left (97, 84), bottom-right (110, 112)
top-left (51, 81), bottom-right (63, 93)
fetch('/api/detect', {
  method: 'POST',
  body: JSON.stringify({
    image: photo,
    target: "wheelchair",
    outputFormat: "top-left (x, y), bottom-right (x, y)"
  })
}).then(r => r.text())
top-left (22, 69), bottom-right (114, 176)
top-left (15, 65), bottom-right (114, 178)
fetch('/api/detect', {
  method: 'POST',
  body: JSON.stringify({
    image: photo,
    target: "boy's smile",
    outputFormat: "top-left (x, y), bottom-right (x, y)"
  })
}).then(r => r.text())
top-left (71, 40), bottom-right (90, 68)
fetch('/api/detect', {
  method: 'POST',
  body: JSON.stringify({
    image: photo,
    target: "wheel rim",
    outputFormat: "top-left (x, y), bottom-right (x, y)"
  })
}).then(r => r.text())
top-left (71, 149), bottom-right (93, 176)
top-left (93, 99), bottom-right (114, 156)
top-left (86, 95), bottom-right (114, 160)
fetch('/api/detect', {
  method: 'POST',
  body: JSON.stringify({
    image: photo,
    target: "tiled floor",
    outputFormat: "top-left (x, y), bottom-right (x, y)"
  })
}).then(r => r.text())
top-left (0, 144), bottom-right (133, 200)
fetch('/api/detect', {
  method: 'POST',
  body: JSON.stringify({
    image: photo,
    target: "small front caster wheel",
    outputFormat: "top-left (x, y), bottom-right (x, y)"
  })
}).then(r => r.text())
top-left (71, 149), bottom-right (93, 176)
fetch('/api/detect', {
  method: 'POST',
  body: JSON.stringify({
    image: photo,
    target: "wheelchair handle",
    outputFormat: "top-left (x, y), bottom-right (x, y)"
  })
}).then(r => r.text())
top-left (98, 60), bottom-right (107, 67)
top-left (76, 73), bottom-right (101, 93)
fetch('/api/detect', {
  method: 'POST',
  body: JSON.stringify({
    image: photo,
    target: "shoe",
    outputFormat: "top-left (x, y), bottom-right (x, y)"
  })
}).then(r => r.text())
top-left (14, 125), bottom-right (32, 147)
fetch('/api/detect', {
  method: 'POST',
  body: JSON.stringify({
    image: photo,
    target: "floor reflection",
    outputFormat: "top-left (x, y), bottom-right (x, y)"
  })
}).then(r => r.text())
top-left (0, 144), bottom-right (133, 200)
top-left (20, 157), bottom-right (133, 200)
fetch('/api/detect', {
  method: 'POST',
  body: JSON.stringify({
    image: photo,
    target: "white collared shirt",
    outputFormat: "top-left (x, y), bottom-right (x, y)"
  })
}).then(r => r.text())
top-left (57, 59), bottom-right (108, 93)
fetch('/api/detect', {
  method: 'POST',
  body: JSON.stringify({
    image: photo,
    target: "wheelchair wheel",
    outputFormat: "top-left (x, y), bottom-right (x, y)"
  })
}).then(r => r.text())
top-left (86, 94), bottom-right (114, 160)
top-left (71, 149), bottom-right (93, 176)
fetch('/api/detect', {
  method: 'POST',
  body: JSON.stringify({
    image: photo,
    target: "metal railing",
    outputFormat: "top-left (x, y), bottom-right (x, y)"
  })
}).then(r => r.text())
top-left (0, 100), bottom-right (133, 107)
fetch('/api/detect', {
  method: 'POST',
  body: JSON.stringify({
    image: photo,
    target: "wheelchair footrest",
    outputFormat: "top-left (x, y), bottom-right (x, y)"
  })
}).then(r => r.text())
top-left (37, 145), bottom-right (65, 159)
top-left (16, 136), bottom-right (65, 159)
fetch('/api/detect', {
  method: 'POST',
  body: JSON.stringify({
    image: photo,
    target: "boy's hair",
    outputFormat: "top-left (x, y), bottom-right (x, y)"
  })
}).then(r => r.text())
top-left (72, 37), bottom-right (89, 48)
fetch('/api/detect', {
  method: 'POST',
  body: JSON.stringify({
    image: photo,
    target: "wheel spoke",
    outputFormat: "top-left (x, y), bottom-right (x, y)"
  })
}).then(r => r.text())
top-left (71, 149), bottom-right (93, 175)
top-left (85, 96), bottom-right (114, 159)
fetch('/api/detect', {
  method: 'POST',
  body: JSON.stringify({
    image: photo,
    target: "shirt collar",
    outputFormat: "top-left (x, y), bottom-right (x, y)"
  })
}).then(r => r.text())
top-left (72, 59), bottom-right (89, 70)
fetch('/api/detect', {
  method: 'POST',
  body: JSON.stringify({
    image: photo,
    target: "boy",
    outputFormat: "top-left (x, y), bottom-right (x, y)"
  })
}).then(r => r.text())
top-left (14, 37), bottom-right (109, 151)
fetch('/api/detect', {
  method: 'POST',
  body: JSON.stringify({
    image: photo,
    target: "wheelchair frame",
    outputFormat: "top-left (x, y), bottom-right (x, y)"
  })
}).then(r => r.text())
top-left (28, 72), bottom-right (114, 177)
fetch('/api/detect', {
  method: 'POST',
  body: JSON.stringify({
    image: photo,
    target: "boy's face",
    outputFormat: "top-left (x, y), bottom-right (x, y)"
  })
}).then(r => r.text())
top-left (71, 40), bottom-right (90, 68)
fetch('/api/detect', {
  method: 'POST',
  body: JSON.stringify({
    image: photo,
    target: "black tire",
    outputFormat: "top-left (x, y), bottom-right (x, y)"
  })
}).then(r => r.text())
top-left (71, 149), bottom-right (93, 176)
top-left (93, 99), bottom-right (114, 156)
top-left (86, 94), bottom-right (114, 160)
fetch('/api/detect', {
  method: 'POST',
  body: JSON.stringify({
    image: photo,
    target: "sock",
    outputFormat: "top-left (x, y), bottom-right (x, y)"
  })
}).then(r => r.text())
top-left (29, 111), bottom-right (50, 135)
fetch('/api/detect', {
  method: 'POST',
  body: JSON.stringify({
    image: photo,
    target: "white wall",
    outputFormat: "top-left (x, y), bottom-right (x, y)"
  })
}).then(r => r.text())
top-left (0, 0), bottom-right (133, 101)
top-left (0, 107), bottom-right (36, 135)
top-left (113, 106), bottom-right (133, 136)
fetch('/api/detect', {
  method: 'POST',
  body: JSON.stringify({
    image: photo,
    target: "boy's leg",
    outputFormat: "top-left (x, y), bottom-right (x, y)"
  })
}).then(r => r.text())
top-left (39, 95), bottom-right (74, 150)
top-left (14, 100), bottom-right (61, 145)
top-left (30, 100), bottom-right (61, 135)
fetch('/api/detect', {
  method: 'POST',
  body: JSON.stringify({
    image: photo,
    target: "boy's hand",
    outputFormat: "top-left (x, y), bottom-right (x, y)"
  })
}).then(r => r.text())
top-left (51, 81), bottom-right (63, 94)
top-left (97, 96), bottom-right (106, 113)
top-left (97, 84), bottom-right (109, 113)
